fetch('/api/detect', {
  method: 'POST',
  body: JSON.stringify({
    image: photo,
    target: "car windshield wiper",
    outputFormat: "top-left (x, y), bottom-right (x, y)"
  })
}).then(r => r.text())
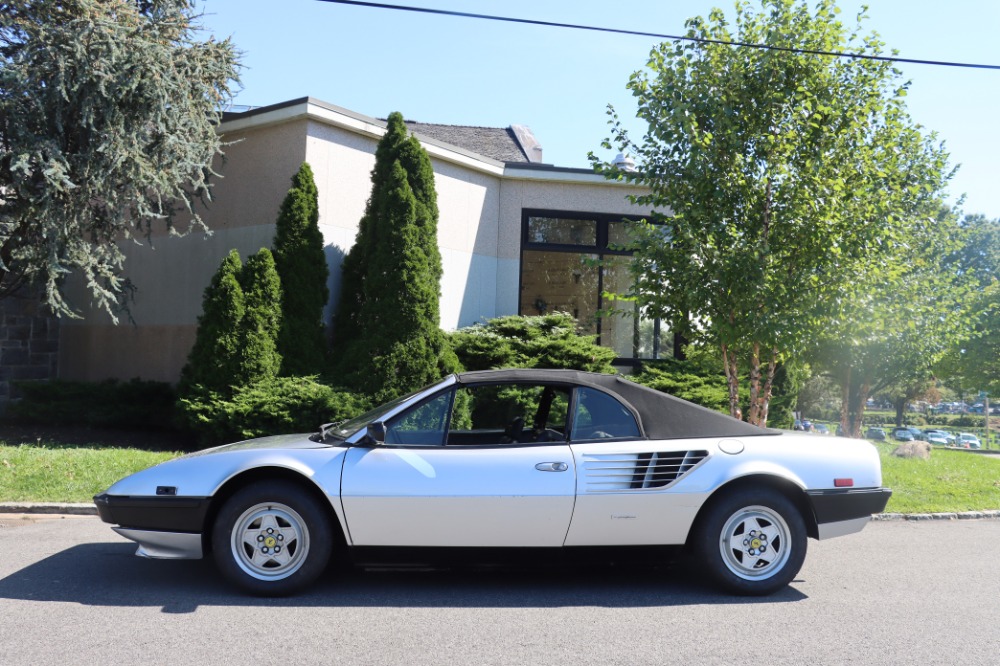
top-left (312, 421), bottom-right (347, 443)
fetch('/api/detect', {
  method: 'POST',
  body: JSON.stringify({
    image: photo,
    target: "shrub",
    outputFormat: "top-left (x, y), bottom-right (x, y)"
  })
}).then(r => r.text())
top-left (179, 249), bottom-right (246, 394)
top-left (273, 163), bottom-right (329, 375)
top-left (333, 113), bottom-right (455, 402)
top-left (8, 379), bottom-right (177, 430)
top-left (450, 313), bottom-right (616, 373)
top-left (629, 358), bottom-right (733, 414)
top-left (176, 376), bottom-right (368, 445)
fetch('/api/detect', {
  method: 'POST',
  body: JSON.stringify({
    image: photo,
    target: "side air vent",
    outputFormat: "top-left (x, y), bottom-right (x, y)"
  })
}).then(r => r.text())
top-left (582, 450), bottom-right (710, 492)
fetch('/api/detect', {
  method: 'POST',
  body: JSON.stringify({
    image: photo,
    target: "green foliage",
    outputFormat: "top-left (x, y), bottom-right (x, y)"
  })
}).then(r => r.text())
top-left (334, 112), bottom-right (455, 402)
top-left (593, 0), bottom-right (954, 427)
top-left (0, 0), bottom-right (240, 318)
top-left (8, 379), bottom-right (176, 430)
top-left (180, 248), bottom-right (283, 396)
top-left (628, 358), bottom-right (733, 414)
top-left (450, 313), bottom-right (616, 373)
top-left (176, 376), bottom-right (368, 445)
top-left (810, 205), bottom-right (978, 436)
top-left (238, 248), bottom-right (283, 384)
top-left (273, 163), bottom-right (329, 375)
top-left (179, 250), bottom-right (246, 394)
top-left (937, 214), bottom-right (1000, 395)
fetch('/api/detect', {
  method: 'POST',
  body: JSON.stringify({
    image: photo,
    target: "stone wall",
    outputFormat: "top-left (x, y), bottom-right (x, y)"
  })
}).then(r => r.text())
top-left (0, 294), bottom-right (59, 409)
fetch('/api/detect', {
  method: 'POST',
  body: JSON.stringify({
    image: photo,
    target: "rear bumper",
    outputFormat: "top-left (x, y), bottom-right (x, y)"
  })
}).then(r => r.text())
top-left (807, 488), bottom-right (892, 540)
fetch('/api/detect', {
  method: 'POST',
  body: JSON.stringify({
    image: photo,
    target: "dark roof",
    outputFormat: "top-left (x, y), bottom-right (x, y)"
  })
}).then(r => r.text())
top-left (404, 121), bottom-right (530, 163)
top-left (456, 369), bottom-right (777, 440)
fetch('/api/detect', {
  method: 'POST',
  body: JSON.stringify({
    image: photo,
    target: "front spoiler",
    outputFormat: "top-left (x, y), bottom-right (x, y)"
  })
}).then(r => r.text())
top-left (113, 527), bottom-right (204, 559)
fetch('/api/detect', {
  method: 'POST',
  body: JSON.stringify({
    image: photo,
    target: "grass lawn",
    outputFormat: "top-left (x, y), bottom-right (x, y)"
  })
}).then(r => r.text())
top-left (0, 443), bottom-right (178, 503)
top-left (875, 441), bottom-right (1000, 514)
top-left (2, 437), bottom-right (999, 514)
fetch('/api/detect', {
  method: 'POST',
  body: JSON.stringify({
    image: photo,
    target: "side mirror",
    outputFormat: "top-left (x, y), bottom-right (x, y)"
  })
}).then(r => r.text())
top-left (366, 421), bottom-right (387, 445)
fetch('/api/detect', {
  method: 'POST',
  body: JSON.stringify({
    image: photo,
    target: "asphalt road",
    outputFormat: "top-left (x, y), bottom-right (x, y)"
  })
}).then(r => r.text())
top-left (1, 515), bottom-right (999, 666)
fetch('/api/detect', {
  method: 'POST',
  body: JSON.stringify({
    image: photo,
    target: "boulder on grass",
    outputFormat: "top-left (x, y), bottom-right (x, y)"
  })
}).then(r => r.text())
top-left (892, 441), bottom-right (931, 460)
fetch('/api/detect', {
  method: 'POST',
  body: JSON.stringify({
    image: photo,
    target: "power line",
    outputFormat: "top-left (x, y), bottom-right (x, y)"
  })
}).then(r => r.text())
top-left (316, 0), bottom-right (1000, 71)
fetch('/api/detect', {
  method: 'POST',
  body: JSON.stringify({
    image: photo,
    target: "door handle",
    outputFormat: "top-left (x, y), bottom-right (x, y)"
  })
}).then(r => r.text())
top-left (535, 462), bottom-right (569, 472)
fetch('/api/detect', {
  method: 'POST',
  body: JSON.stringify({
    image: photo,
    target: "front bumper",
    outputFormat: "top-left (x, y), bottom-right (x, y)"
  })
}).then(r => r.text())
top-left (94, 493), bottom-right (210, 560)
top-left (94, 493), bottom-right (210, 532)
top-left (807, 487), bottom-right (893, 540)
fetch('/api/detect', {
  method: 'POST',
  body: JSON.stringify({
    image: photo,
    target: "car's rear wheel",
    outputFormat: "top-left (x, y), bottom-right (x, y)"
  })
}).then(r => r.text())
top-left (212, 481), bottom-right (333, 596)
top-left (693, 487), bottom-right (806, 596)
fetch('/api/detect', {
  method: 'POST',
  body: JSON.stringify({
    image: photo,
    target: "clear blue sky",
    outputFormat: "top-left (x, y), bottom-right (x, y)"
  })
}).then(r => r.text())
top-left (199, 0), bottom-right (999, 218)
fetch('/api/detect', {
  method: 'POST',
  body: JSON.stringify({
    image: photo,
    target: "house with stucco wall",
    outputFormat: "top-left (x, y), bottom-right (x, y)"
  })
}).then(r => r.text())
top-left (55, 97), bottom-right (666, 385)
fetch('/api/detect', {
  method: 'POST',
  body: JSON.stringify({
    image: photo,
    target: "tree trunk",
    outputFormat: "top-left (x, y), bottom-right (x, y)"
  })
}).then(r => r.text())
top-left (757, 347), bottom-right (778, 428)
top-left (747, 342), bottom-right (761, 425)
top-left (721, 343), bottom-right (740, 419)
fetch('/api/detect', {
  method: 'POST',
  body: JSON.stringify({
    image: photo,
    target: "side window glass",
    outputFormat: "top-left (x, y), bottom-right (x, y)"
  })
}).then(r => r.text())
top-left (446, 384), bottom-right (571, 445)
top-left (385, 390), bottom-right (452, 446)
top-left (571, 388), bottom-right (640, 441)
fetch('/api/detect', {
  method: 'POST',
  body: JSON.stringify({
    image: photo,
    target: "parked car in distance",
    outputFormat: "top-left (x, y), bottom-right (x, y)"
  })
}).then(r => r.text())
top-left (924, 431), bottom-right (951, 446)
top-left (813, 424), bottom-right (830, 435)
top-left (906, 427), bottom-right (925, 441)
top-left (891, 427), bottom-right (915, 442)
top-left (956, 433), bottom-right (982, 449)
top-left (865, 427), bottom-right (887, 441)
top-left (94, 369), bottom-right (891, 598)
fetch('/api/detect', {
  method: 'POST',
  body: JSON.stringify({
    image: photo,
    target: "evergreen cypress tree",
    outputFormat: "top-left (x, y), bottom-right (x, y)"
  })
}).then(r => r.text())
top-left (272, 162), bottom-right (329, 375)
top-left (334, 113), bottom-right (456, 400)
top-left (179, 250), bottom-right (246, 394)
top-left (238, 248), bottom-right (283, 384)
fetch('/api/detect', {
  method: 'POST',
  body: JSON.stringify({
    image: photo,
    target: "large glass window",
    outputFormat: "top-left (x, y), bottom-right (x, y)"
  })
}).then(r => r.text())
top-left (519, 210), bottom-right (662, 361)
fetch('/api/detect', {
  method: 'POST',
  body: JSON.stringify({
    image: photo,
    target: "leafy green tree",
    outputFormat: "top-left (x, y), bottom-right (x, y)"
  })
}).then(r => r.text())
top-left (272, 163), bottom-right (329, 375)
top-left (238, 249), bottom-right (283, 384)
top-left (593, 0), bottom-right (952, 427)
top-left (334, 113), bottom-right (455, 401)
top-left (179, 250), bottom-right (246, 394)
top-left (809, 206), bottom-right (976, 436)
top-left (937, 214), bottom-right (1000, 396)
top-left (0, 0), bottom-right (239, 319)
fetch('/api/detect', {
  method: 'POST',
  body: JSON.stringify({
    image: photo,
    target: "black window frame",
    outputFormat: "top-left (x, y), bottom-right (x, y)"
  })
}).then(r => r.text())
top-left (519, 208), bottom-right (662, 364)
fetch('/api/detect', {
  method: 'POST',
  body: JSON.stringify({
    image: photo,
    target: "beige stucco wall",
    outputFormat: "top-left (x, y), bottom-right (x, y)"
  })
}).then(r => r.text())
top-left (58, 102), bottom-right (653, 384)
top-left (59, 121), bottom-right (310, 381)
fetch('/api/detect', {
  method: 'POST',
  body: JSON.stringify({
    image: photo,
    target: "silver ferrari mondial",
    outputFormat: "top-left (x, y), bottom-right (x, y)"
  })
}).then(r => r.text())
top-left (95, 369), bottom-right (890, 596)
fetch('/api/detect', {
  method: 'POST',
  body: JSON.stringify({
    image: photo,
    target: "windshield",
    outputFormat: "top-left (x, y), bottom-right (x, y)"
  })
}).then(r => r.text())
top-left (322, 387), bottom-right (429, 441)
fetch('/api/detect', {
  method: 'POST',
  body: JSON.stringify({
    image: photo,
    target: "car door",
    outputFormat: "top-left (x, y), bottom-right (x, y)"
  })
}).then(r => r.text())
top-left (341, 384), bottom-right (576, 547)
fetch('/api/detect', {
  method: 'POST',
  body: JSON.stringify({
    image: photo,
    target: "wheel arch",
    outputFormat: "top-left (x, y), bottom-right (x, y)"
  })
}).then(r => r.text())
top-left (688, 474), bottom-right (819, 544)
top-left (202, 467), bottom-right (348, 555)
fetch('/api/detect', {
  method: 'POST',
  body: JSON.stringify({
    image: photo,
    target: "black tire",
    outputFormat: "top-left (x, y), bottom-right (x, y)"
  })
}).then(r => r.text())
top-left (211, 481), bottom-right (334, 596)
top-left (693, 487), bottom-right (807, 596)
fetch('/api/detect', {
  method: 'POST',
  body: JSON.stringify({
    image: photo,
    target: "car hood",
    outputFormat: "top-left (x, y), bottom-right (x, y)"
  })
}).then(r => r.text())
top-left (183, 433), bottom-right (329, 458)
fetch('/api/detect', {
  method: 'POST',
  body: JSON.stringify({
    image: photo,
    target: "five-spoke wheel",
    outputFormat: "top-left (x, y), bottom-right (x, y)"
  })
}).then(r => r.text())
top-left (212, 481), bottom-right (333, 596)
top-left (694, 487), bottom-right (806, 595)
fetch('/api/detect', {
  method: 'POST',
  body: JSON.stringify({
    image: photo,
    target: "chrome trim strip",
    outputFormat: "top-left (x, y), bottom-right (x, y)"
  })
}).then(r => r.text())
top-left (112, 527), bottom-right (204, 560)
top-left (816, 516), bottom-right (871, 540)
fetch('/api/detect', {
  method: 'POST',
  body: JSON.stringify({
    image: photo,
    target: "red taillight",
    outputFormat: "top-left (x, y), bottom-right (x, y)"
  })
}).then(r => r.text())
top-left (834, 478), bottom-right (854, 488)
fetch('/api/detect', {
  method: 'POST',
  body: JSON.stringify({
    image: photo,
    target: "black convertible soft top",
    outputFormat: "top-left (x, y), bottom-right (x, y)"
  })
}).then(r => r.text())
top-left (456, 369), bottom-right (779, 440)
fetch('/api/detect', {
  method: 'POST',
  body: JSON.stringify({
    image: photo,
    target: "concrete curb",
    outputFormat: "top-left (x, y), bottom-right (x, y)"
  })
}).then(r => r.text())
top-left (873, 510), bottom-right (1000, 521)
top-left (2, 502), bottom-right (1000, 522)
top-left (0, 502), bottom-right (97, 516)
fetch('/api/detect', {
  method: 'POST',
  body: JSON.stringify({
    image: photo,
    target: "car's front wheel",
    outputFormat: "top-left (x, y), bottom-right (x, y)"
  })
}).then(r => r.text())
top-left (211, 481), bottom-right (333, 596)
top-left (693, 487), bottom-right (807, 596)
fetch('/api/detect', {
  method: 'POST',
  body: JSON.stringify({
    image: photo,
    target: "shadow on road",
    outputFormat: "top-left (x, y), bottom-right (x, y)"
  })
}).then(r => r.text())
top-left (0, 542), bottom-right (807, 612)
